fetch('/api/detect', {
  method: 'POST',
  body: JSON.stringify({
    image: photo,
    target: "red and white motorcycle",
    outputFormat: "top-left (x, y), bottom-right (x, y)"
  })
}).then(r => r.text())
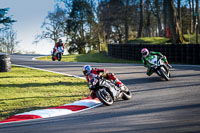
top-left (52, 46), bottom-right (64, 61)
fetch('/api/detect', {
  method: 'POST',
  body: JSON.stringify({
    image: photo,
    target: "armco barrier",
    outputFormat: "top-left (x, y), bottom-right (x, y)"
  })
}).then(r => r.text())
top-left (108, 44), bottom-right (200, 64)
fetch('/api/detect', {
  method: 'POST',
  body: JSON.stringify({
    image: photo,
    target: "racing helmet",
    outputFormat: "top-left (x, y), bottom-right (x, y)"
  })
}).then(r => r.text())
top-left (59, 39), bottom-right (62, 43)
top-left (83, 65), bottom-right (92, 76)
top-left (141, 48), bottom-right (149, 57)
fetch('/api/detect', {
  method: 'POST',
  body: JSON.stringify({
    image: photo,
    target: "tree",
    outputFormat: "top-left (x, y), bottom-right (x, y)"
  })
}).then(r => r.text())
top-left (0, 27), bottom-right (19, 54)
top-left (66, 0), bottom-right (97, 54)
top-left (0, 8), bottom-right (16, 28)
top-left (34, 7), bottom-right (67, 45)
top-left (0, 8), bottom-right (17, 53)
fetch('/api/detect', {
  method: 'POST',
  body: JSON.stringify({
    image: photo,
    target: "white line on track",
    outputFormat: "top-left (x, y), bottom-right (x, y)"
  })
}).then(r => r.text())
top-left (12, 64), bottom-right (85, 80)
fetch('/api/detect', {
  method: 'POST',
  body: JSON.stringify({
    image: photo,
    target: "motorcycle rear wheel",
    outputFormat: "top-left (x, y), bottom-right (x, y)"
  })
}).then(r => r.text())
top-left (95, 88), bottom-right (114, 106)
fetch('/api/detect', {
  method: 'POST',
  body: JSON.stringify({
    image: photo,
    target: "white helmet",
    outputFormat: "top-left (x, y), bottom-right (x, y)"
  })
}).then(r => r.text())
top-left (141, 48), bottom-right (149, 57)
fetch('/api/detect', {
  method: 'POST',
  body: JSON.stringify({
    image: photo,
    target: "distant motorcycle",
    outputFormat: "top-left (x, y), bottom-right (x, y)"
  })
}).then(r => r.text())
top-left (88, 74), bottom-right (132, 106)
top-left (147, 55), bottom-right (170, 81)
top-left (52, 46), bottom-right (64, 61)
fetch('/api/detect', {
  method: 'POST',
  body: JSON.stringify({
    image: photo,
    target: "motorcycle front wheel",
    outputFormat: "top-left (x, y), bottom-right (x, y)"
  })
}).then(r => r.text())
top-left (159, 66), bottom-right (170, 81)
top-left (122, 85), bottom-right (132, 100)
top-left (95, 88), bottom-right (114, 106)
top-left (52, 56), bottom-right (55, 61)
top-left (57, 53), bottom-right (62, 61)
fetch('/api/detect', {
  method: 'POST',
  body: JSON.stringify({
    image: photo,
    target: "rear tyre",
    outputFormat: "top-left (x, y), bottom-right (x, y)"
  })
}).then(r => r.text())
top-left (95, 88), bottom-right (114, 106)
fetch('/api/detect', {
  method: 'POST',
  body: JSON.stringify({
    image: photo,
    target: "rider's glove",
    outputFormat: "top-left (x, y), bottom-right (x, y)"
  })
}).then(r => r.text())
top-left (89, 84), bottom-right (93, 89)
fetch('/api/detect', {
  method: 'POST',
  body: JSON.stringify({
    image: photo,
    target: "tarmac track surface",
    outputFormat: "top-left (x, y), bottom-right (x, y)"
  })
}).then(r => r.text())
top-left (0, 54), bottom-right (200, 133)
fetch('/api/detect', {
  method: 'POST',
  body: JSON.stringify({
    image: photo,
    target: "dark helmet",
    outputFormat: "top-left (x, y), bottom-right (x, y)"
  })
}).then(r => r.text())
top-left (59, 39), bottom-right (62, 43)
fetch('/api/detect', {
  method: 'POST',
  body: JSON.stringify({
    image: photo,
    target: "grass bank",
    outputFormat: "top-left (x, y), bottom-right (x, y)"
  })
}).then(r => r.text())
top-left (128, 34), bottom-right (200, 44)
top-left (0, 66), bottom-right (89, 121)
top-left (128, 37), bottom-right (170, 44)
top-left (37, 52), bottom-right (140, 63)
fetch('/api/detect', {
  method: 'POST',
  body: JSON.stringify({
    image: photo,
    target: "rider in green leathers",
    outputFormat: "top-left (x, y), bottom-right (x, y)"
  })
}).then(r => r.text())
top-left (141, 48), bottom-right (172, 76)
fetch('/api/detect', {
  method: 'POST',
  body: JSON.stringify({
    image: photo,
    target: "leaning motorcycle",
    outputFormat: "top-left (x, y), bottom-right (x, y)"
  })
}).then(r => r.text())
top-left (147, 55), bottom-right (170, 81)
top-left (52, 46), bottom-right (64, 61)
top-left (88, 74), bottom-right (132, 106)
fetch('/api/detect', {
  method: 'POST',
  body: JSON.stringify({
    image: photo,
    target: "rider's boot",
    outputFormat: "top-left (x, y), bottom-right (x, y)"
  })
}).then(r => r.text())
top-left (90, 90), bottom-right (96, 99)
top-left (115, 79), bottom-right (126, 91)
top-left (167, 64), bottom-right (172, 68)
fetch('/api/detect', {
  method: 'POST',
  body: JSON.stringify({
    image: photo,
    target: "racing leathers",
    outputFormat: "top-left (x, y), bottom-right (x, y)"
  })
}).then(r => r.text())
top-left (142, 51), bottom-right (171, 76)
top-left (53, 42), bottom-right (64, 56)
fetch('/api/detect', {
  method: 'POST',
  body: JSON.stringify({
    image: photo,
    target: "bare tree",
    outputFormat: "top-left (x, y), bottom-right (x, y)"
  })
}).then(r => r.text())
top-left (0, 27), bottom-right (19, 54)
top-left (34, 7), bottom-right (67, 45)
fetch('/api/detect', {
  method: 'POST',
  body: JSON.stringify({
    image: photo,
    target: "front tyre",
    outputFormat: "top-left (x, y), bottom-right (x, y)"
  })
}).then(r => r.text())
top-left (122, 85), bottom-right (132, 100)
top-left (52, 56), bottom-right (55, 61)
top-left (95, 88), bottom-right (114, 106)
top-left (57, 53), bottom-right (62, 61)
top-left (160, 66), bottom-right (170, 81)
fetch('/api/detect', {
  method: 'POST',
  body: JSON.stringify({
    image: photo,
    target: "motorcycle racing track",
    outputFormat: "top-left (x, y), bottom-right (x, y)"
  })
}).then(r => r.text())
top-left (0, 54), bottom-right (200, 133)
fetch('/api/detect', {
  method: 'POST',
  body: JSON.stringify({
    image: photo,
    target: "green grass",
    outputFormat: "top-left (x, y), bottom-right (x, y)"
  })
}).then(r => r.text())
top-left (128, 35), bottom-right (200, 44)
top-left (128, 37), bottom-right (170, 44)
top-left (0, 66), bottom-right (89, 121)
top-left (184, 34), bottom-right (200, 44)
top-left (37, 52), bottom-right (140, 63)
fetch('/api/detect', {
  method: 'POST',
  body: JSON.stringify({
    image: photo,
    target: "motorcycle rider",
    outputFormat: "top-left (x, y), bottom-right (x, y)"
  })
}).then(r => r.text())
top-left (141, 48), bottom-right (172, 76)
top-left (53, 39), bottom-right (64, 57)
top-left (82, 65), bottom-right (123, 98)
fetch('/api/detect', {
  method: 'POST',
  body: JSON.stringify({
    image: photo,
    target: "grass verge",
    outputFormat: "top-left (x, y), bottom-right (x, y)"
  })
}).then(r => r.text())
top-left (37, 52), bottom-right (141, 63)
top-left (184, 34), bottom-right (200, 44)
top-left (128, 37), bottom-right (170, 44)
top-left (0, 66), bottom-right (89, 121)
top-left (128, 35), bottom-right (200, 44)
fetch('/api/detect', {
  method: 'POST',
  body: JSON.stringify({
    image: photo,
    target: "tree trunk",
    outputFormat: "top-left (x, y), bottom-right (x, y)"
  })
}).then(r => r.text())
top-left (163, 0), bottom-right (167, 37)
top-left (155, 0), bottom-right (162, 36)
top-left (138, 0), bottom-right (144, 38)
top-left (145, 0), bottom-right (151, 37)
top-left (189, 0), bottom-right (194, 34)
top-left (195, 0), bottom-right (199, 44)
top-left (177, 0), bottom-right (183, 34)
top-left (192, 0), bottom-right (196, 33)
top-left (166, 0), bottom-right (185, 44)
top-left (125, 0), bottom-right (129, 43)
